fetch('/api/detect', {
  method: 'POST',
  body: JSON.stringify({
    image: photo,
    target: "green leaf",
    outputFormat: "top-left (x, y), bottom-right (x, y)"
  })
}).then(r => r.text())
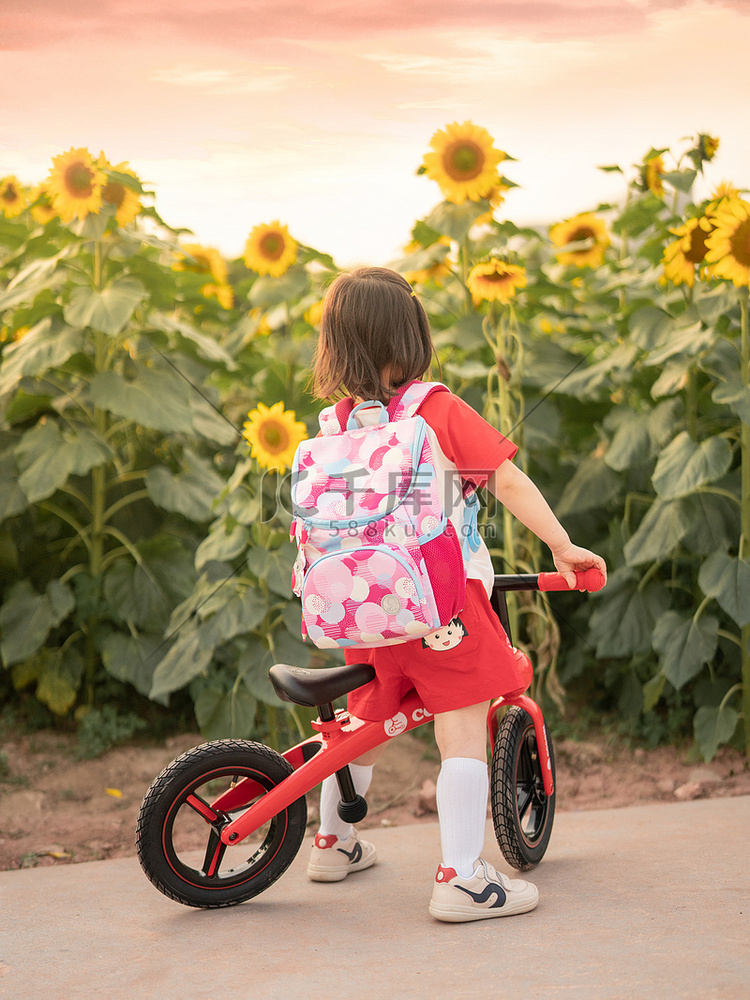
top-left (652, 432), bottom-right (732, 500)
top-left (651, 358), bottom-right (692, 399)
top-left (0, 579), bottom-right (73, 666)
top-left (104, 537), bottom-right (197, 632)
top-left (422, 200), bottom-right (490, 243)
top-left (198, 586), bottom-right (267, 647)
top-left (145, 452), bottom-right (224, 521)
top-left (149, 312), bottom-right (236, 367)
top-left (642, 672), bottom-right (666, 712)
top-left (589, 569), bottom-right (669, 658)
top-left (661, 168), bottom-right (697, 193)
top-left (0, 319), bottom-right (85, 397)
top-left (433, 314), bottom-right (485, 351)
top-left (64, 276), bottom-right (147, 336)
top-left (194, 681), bottom-right (257, 740)
top-left (190, 398), bottom-right (238, 446)
top-left (100, 631), bottom-right (164, 698)
top-left (698, 552), bottom-right (750, 628)
top-left (90, 369), bottom-right (194, 434)
top-left (644, 322), bottom-right (714, 367)
top-left (628, 306), bottom-right (674, 350)
top-left (15, 421), bottom-right (112, 504)
top-left (712, 377), bottom-right (750, 424)
top-left (624, 498), bottom-right (691, 566)
top-left (652, 611), bottom-right (719, 689)
top-left (693, 704), bottom-right (739, 762)
top-left (195, 521), bottom-right (249, 570)
top-left (604, 412), bottom-right (651, 471)
top-left (150, 625), bottom-right (213, 700)
top-left (681, 492), bottom-right (741, 555)
top-left (35, 647), bottom-right (84, 716)
top-left (237, 638), bottom-right (278, 705)
top-left (248, 267), bottom-right (308, 309)
top-left (556, 455), bottom-right (622, 517)
top-left (0, 453), bottom-right (29, 521)
top-left (246, 542), bottom-right (296, 597)
top-left (0, 250), bottom-right (69, 312)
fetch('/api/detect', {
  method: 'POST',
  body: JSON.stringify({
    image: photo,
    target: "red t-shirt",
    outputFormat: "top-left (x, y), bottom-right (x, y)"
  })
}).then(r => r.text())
top-left (417, 389), bottom-right (517, 487)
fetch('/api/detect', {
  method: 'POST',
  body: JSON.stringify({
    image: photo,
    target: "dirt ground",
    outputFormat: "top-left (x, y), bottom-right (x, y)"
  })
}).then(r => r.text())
top-left (1, 725), bottom-right (749, 871)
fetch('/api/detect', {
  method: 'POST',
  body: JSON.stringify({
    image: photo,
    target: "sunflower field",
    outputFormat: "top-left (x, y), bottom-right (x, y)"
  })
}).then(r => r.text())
top-left (0, 127), bottom-right (748, 761)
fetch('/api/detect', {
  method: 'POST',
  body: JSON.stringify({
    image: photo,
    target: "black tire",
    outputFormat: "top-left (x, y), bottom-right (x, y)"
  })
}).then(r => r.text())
top-left (490, 706), bottom-right (556, 871)
top-left (135, 739), bottom-right (306, 908)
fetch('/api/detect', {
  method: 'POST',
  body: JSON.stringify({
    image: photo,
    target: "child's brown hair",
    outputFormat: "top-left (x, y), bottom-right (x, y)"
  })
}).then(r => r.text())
top-left (312, 266), bottom-right (435, 403)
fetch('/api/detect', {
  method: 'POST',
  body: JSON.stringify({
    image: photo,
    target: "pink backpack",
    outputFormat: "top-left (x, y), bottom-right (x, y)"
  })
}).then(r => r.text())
top-left (290, 381), bottom-right (470, 649)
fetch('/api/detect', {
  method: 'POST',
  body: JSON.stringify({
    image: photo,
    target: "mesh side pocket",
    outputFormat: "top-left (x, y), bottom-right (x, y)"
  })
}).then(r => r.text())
top-left (419, 519), bottom-right (466, 625)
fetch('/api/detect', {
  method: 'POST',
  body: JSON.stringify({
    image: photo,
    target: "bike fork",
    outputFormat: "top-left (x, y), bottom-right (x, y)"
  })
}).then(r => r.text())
top-left (487, 694), bottom-right (554, 797)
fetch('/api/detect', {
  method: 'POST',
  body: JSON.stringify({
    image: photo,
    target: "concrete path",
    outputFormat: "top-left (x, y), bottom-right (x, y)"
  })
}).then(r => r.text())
top-left (1, 796), bottom-right (748, 1000)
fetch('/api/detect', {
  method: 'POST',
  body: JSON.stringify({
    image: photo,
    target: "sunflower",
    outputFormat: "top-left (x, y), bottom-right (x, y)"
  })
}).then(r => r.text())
top-left (467, 259), bottom-right (527, 305)
top-left (705, 198), bottom-right (750, 287)
top-left (98, 156), bottom-right (142, 226)
top-left (242, 401), bottom-right (307, 473)
top-left (662, 216), bottom-right (715, 287)
top-left (305, 300), bottom-right (324, 327)
top-left (644, 155), bottom-right (665, 197)
top-left (243, 222), bottom-right (297, 277)
top-left (402, 236), bottom-right (453, 287)
top-left (422, 122), bottom-right (506, 205)
top-left (47, 147), bottom-right (106, 222)
top-left (549, 213), bottom-right (610, 269)
top-left (0, 176), bottom-right (27, 218)
top-left (28, 184), bottom-right (57, 225)
top-left (203, 283), bottom-right (234, 309)
top-left (174, 243), bottom-right (228, 285)
top-left (689, 133), bottom-right (720, 172)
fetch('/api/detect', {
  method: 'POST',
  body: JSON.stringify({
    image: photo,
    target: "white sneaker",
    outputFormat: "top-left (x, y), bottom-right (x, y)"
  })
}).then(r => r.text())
top-left (428, 857), bottom-right (539, 922)
top-left (306, 832), bottom-right (378, 882)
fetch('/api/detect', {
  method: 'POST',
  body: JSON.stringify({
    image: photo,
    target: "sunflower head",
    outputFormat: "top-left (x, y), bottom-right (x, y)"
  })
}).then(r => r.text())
top-left (467, 259), bottom-right (527, 306)
top-left (644, 156), bottom-right (665, 197)
top-left (174, 243), bottom-right (228, 285)
top-left (202, 283), bottom-right (234, 309)
top-left (97, 156), bottom-right (142, 227)
top-left (549, 213), bottom-right (610, 269)
top-left (242, 401), bottom-right (308, 473)
top-left (689, 133), bottom-right (720, 173)
top-left (662, 216), bottom-right (715, 288)
top-left (244, 222), bottom-right (297, 277)
top-left (47, 147), bottom-right (106, 223)
top-left (422, 122), bottom-right (506, 205)
top-left (0, 176), bottom-right (27, 218)
top-left (705, 198), bottom-right (750, 287)
top-left (28, 184), bottom-right (57, 225)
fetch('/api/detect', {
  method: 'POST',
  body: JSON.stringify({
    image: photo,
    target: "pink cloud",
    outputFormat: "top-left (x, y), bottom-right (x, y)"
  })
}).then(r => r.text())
top-left (3, 0), bottom-right (746, 51)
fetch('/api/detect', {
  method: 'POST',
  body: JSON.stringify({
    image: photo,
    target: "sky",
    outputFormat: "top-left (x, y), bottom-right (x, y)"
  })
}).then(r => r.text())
top-left (1, 0), bottom-right (749, 266)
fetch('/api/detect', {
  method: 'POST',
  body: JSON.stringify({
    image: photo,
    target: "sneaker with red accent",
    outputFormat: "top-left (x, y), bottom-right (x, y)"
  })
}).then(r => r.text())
top-left (306, 832), bottom-right (378, 882)
top-left (428, 858), bottom-right (539, 922)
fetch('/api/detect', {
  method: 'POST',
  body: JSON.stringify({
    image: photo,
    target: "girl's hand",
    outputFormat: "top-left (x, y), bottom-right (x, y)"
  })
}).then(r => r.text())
top-left (550, 541), bottom-right (608, 590)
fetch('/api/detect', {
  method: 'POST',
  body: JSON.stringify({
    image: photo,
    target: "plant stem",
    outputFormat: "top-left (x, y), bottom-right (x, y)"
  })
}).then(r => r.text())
top-left (738, 288), bottom-right (750, 753)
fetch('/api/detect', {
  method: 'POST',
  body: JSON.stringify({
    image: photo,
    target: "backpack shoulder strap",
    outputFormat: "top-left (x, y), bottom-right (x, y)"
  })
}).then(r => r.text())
top-left (388, 380), bottom-right (449, 420)
top-left (318, 398), bottom-right (354, 435)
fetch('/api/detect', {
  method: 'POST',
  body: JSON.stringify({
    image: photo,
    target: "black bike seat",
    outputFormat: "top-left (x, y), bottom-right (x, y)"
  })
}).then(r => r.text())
top-left (269, 662), bottom-right (376, 708)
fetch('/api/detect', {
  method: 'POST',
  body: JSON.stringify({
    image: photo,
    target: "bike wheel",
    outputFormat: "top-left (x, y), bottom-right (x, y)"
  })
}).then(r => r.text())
top-left (136, 739), bottom-right (307, 908)
top-left (490, 705), bottom-right (556, 871)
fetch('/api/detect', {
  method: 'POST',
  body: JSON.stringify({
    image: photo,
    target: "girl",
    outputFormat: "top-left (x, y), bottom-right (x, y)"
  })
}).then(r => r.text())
top-left (304, 266), bottom-right (607, 923)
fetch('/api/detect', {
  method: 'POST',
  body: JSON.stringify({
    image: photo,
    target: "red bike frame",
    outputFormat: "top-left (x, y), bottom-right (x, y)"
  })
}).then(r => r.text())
top-left (213, 567), bottom-right (604, 848)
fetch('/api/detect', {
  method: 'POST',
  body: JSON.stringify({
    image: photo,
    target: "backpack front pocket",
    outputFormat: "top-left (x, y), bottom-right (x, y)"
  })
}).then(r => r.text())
top-left (300, 544), bottom-right (440, 649)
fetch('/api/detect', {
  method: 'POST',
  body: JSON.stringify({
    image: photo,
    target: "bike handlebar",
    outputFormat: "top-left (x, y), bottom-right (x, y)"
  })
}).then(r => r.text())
top-left (538, 568), bottom-right (606, 592)
top-left (493, 568), bottom-right (606, 593)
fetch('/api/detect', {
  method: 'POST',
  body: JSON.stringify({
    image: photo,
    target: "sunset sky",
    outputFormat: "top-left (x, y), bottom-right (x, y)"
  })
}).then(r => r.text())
top-left (2, 0), bottom-right (748, 265)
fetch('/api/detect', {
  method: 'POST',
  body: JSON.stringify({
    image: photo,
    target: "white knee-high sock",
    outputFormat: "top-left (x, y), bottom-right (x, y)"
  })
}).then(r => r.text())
top-left (318, 763), bottom-right (374, 841)
top-left (436, 756), bottom-right (489, 878)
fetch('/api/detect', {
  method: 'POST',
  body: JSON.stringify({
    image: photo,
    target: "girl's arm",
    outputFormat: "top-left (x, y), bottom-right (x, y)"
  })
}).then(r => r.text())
top-left (487, 461), bottom-right (607, 589)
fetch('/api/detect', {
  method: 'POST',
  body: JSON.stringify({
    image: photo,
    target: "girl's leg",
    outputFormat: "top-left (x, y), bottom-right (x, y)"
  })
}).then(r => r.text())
top-left (433, 702), bottom-right (490, 878)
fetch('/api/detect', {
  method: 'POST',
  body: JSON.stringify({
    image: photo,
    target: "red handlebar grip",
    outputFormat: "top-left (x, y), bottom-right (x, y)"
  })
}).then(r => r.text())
top-left (538, 568), bottom-right (606, 592)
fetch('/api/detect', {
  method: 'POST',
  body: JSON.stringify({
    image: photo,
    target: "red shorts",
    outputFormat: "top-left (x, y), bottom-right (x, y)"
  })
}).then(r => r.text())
top-left (344, 578), bottom-right (532, 722)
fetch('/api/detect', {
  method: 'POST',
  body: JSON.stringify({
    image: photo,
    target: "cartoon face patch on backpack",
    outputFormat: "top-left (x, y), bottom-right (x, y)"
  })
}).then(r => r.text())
top-left (289, 382), bottom-right (471, 649)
